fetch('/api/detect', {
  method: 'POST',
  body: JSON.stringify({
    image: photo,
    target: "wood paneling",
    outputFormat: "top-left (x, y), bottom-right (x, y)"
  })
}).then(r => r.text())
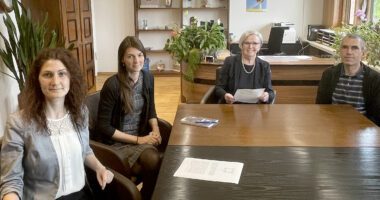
top-left (23, 0), bottom-right (96, 90)
top-left (273, 86), bottom-right (318, 104)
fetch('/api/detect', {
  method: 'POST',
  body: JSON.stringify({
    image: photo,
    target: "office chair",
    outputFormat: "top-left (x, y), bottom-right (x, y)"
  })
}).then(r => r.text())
top-left (261, 26), bottom-right (287, 55)
top-left (229, 43), bottom-right (241, 55)
top-left (200, 67), bottom-right (221, 104)
top-left (86, 167), bottom-right (142, 200)
top-left (0, 138), bottom-right (141, 200)
top-left (85, 91), bottom-right (172, 183)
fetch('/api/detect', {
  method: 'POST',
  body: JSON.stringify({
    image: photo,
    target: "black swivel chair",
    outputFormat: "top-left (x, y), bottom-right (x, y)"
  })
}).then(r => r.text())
top-left (200, 67), bottom-right (221, 104)
top-left (261, 26), bottom-right (288, 55)
top-left (0, 139), bottom-right (141, 200)
top-left (86, 167), bottom-right (142, 200)
top-left (85, 91), bottom-right (172, 183)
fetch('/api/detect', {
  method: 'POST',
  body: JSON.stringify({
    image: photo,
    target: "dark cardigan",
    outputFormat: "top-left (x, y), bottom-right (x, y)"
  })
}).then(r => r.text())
top-left (215, 55), bottom-right (275, 103)
top-left (316, 63), bottom-right (380, 126)
top-left (96, 70), bottom-right (157, 144)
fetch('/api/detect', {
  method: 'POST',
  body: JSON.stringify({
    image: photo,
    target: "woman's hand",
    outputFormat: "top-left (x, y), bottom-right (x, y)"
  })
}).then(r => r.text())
top-left (137, 133), bottom-right (161, 146)
top-left (259, 92), bottom-right (269, 103)
top-left (97, 167), bottom-right (114, 190)
top-left (224, 93), bottom-right (235, 104)
top-left (3, 192), bottom-right (20, 200)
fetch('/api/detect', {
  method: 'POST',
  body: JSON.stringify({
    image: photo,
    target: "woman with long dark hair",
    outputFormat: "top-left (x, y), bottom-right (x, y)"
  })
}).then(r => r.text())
top-left (97, 36), bottom-right (162, 199)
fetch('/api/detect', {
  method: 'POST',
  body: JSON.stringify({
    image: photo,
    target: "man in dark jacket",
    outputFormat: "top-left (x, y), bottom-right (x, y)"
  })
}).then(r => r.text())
top-left (316, 34), bottom-right (380, 126)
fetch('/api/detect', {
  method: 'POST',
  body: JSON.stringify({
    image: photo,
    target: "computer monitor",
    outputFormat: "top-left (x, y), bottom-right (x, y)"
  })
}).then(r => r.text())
top-left (229, 43), bottom-right (241, 55)
top-left (265, 26), bottom-right (288, 55)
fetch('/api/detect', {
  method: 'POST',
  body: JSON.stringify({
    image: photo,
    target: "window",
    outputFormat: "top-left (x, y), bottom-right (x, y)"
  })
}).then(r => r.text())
top-left (348, 0), bottom-right (356, 24)
top-left (373, 0), bottom-right (380, 22)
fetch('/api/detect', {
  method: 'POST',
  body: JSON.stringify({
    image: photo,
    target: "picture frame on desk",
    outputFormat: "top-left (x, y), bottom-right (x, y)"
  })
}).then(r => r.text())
top-left (140, 0), bottom-right (160, 8)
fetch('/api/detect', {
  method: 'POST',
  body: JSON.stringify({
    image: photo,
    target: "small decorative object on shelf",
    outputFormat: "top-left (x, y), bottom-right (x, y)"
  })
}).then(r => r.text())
top-left (143, 58), bottom-right (150, 71)
top-left (165, 0), bottom-right (172, 7)
top-left (155, 60), bottom-right (165, 72)
top-left (143, 19), bottom-right (148, 30)
top-left (201, 0), bottom-right (208, 8)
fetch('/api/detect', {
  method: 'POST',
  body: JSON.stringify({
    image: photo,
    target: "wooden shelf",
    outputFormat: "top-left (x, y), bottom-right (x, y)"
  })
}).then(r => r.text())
top-left (145, 49), bottom-right (168, 53)
top-left (138, 29), bottom-right (173, 32)
top-left (308, 41), bottom-right (336, 55)
top-left (150, 69), bottom-right (180, 76)
top-left (182, 7), bottom-right (227, 9)
top-left (139, 7), bottom-right (181, 9)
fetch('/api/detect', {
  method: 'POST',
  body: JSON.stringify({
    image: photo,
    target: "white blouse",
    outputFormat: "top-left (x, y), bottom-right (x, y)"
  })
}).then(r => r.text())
top-left (48, 113), bottom-right (85, 198)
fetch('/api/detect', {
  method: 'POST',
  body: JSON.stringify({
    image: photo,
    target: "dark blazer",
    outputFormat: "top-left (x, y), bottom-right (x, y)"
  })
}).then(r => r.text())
top-left (215, 54), bottom-right (275, 103)
top-left (316, 63), bottom-right (380, 126)
top-left (96, 70), bottom-right (157, 144)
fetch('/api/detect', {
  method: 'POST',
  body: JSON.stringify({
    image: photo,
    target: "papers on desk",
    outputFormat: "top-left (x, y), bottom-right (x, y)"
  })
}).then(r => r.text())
top-left (234, 88), bottom-right (265, 103)
top-left (180, 116), bottom-right (219, 128)
top-left (174, 158), bottom-right (244, 184)
top-left (258, 55), bottom-right (312, 62)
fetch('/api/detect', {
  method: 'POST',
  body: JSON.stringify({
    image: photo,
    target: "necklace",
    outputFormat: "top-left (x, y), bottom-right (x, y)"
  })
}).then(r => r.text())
top-left (47, 113), bottom-right (69, 135)
top-left (241, 59), bottom-right (255, 74)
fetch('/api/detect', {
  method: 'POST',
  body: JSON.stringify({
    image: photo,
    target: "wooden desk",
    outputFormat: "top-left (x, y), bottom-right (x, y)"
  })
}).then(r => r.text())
top-left (152, 104), bottom-right (380, 199)
top-left (181, 56), bottom-right (334, 104)
top-left (169, 104), bottom-right (380, 147)
top-left (307, 40), bottom-right (336, 55)
top-left (153, 146), bottom-right (380, 200)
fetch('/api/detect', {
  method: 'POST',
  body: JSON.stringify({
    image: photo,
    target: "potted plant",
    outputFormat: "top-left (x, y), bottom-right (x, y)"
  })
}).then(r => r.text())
top-left (332, 21), bottom-right (380, 70)
top-left (0, 0), bottom-right (63, 92)
top-left (164, 20), bottom-right (226, 81)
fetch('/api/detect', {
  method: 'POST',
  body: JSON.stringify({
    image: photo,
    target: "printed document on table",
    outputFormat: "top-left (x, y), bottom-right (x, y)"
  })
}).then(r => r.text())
top-left (174, 157), bottom-right (244, 184)
top-left (234, 88), bottom-right (265, 103)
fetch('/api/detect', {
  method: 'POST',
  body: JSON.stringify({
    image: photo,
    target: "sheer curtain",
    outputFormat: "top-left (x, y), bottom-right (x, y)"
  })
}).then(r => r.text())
top-left (323, 0), bottom-right (374, 27)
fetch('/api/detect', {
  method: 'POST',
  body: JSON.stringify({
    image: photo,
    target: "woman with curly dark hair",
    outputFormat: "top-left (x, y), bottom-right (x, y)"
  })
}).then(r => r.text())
top-left (0, 48), bottom-right (113, 200)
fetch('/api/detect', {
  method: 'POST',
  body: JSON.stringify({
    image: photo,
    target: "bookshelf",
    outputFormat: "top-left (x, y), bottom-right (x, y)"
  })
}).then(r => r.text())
top-left (134, 0), bottom-right (229, 75)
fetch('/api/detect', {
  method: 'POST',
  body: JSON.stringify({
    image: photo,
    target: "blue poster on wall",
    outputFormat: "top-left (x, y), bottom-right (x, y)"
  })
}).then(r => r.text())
top-left (246, 0), bottom-right (268, 12)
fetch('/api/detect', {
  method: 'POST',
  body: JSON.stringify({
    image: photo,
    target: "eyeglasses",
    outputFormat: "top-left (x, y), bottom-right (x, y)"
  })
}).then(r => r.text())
top-left (243, 42), bottom-right (261, 46)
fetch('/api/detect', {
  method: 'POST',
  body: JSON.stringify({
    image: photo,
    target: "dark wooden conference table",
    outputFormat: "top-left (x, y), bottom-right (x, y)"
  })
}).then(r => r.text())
top-left (152, 104), bottom-right (380, 200)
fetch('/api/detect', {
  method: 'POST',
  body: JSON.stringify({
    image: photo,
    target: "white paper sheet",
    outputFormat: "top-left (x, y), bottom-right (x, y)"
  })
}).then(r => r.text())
top-left (234, 88), bottom-right (265, 103)
top-left (174, 157), bottom-right (244, 184)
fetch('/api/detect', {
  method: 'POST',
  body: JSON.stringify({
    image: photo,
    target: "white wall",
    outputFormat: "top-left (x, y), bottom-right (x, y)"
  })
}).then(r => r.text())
top-left (93, 0), bottom-right (135, 73)
top-left (230, 0), bottom-right (324, 42)
top-left (0, 12), bottom-right (20, 138)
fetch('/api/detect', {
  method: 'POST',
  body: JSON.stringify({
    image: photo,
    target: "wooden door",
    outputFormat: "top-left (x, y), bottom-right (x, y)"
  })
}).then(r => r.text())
top-left (22, 0), bottom-right (96, 90)
top-left (79, 0), bottom-right (95, 90)
top-left (60, 0), bottom-right (95, 90)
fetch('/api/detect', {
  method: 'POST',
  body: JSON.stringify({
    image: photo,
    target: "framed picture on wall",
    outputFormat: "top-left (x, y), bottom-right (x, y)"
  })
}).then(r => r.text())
top-left (140, 0), bottom-right (160, 8)
top-left (246, 0), bottom-right (268, 12)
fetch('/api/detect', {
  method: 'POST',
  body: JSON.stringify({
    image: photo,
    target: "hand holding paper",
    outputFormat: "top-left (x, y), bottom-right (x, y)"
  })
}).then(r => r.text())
top-left (234, 88), bottom-right (265, 103)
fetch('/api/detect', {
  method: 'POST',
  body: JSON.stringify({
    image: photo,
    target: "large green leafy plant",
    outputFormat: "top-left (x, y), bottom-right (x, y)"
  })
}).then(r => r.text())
top-left (332, 21), bottom-right (380, 69)
top-left (165, 22), bottom-right (226, 81)
top-left (0, 0), bottom-right (62, 92)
